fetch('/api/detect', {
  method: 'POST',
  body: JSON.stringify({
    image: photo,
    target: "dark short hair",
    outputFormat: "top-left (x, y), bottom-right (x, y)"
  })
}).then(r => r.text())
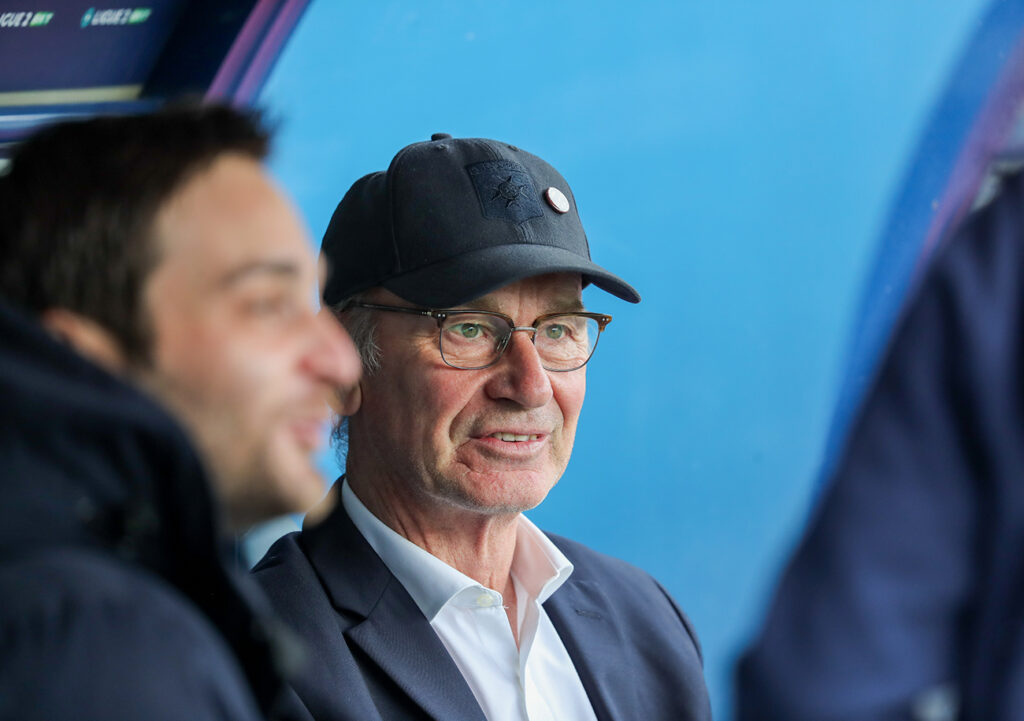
top-left (0, 102), bottom-right (270, 362)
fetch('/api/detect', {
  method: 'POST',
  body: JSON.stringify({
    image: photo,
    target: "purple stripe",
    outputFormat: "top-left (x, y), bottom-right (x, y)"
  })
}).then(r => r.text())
top-left (205, 0), bottom-right (279, 101)
top-left (919, 26), bottom-right (1024, 270)
top-left (233, 0), bottom-right (309, 103)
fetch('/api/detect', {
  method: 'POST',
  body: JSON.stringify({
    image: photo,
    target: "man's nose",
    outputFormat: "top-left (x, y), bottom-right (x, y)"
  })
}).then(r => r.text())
top-left (303, 309), bottom-right (361, 390)
top-left (484, 329), bottom-right (553, 408)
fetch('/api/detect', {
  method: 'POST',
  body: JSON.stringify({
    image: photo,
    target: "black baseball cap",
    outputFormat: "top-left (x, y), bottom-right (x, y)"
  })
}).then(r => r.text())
top-left (320, 133), bottom-right (640, 308)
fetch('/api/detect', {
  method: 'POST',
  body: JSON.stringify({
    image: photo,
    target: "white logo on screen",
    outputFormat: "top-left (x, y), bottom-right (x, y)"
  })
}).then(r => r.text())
top-left (0, 11), bottom-right (51, 28)
top-left (81, 7), bottom-right (151, 27)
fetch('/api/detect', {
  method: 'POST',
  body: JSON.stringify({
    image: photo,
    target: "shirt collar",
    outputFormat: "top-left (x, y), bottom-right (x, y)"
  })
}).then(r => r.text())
top-left (341, 479), bottom-right (573, 621)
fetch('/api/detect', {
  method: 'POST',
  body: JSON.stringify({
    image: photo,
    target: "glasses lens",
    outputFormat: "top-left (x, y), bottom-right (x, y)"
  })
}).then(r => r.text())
top-left (535, 314), bottom-right (601, 371)
top-left (439, 313), bottom-right (510, 369)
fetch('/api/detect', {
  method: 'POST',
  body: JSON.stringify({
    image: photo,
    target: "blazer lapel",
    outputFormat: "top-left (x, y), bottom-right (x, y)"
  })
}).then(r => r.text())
top-left (346, 578), bottom-right (487, 721)
top-left (545, 579), bottom-right (638, 721)
top-left (303, 494), bottom-right (486, 721)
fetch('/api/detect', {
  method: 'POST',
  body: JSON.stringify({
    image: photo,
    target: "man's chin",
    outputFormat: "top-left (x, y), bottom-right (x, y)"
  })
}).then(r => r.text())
top-left (272, 462), bottom-right (329, 516)
top-left (436, 470), bottom-right (556, 517)
top-left (265, 431), bottom-right (332, 508)
top-left (226, 456), bottom-right (327, 530)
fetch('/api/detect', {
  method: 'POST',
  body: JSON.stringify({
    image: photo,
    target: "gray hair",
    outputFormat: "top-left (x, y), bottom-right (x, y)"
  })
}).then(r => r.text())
top-left (329, 292), bottom-right (380, 465)
top-left (330, 292), bottom-right (381, 374)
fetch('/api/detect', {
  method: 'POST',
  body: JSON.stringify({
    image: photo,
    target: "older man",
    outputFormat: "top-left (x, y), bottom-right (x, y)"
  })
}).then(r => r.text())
top-left (0, 105), bottom-right (360, 720)
top-left (254, 134), bottom-right (711, 721)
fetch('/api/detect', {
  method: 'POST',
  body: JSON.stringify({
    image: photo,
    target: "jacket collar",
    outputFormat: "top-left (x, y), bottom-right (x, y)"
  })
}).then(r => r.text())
top-left (301, 481), bottom-right (640, 721)
top-left (545, 576), bottom-right (636, 721)
top-left (301, 483), bottom-right (487, 721)
top-left (0, 300), bottom-right (289, 716)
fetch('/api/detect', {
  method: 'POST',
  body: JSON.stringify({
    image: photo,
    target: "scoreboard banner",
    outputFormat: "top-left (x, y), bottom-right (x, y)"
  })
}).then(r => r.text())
top-left (0, 0), bottom-right (310, 155)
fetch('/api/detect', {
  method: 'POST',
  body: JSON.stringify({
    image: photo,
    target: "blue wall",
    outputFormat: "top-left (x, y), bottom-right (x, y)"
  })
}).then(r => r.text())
top-left (258, 3), bottom-right (989, 717)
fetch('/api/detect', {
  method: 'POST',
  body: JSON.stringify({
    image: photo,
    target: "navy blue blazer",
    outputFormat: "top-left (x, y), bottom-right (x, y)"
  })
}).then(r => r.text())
top-left (735, 166), bottom-right (1024, 720)
top-left (253, 491), bottom-right (711, 721)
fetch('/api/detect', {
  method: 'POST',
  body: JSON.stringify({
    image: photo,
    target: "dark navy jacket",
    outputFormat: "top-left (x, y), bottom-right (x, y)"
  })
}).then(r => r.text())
top-left (0, 302), bottom-right (292, 720)
top-left (736, 167), bottom-right (1024, 720)
top-left (253, 494), bottom-right (712, 721)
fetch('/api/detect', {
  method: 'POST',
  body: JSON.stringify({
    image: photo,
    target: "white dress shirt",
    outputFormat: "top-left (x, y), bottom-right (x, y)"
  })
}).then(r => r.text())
top-left (342, 481), bottom-right (599, 721)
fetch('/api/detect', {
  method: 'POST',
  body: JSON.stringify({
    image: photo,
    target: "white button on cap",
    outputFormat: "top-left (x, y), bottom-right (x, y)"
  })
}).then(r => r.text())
top-left (545, 187), bottom-right (570, 213)
top-left (475, 593), bottom-right (496, 608)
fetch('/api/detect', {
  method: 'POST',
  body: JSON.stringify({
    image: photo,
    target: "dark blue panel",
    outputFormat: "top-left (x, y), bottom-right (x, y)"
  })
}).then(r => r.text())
top-left (821, 0), bottom-right (1024, 484)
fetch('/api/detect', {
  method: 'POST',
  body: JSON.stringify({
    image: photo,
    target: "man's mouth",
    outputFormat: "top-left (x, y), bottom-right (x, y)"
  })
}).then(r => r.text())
top-left (488, 432), bottom-right (542, 442)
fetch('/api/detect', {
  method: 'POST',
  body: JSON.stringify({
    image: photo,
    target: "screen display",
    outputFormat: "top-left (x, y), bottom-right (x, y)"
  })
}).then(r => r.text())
top-left (0, 1), bottom-right (187, 105)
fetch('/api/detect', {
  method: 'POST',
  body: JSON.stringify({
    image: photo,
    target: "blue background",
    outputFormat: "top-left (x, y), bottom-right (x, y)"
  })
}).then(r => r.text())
top-left (256, 3), bottom-right (990, 717)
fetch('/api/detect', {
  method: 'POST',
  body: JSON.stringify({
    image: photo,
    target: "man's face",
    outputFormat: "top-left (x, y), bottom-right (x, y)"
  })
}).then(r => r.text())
top-left (349, 273), bottom-right (587, 518)
top-left (137, 153), bottom-right (361, 530)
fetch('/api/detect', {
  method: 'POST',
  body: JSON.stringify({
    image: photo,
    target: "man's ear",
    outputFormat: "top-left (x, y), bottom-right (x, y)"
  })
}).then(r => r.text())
top-left (40, 308), bottom-right (127, 372)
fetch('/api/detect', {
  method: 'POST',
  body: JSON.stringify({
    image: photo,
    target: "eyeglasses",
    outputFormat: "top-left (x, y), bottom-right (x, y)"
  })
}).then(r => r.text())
top-left (341, 301), bottom-right (612, 371)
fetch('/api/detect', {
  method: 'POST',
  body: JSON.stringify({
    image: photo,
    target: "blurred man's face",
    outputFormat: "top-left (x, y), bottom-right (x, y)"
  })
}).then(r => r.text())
top-left (137, 153), bottom-right (361, 530)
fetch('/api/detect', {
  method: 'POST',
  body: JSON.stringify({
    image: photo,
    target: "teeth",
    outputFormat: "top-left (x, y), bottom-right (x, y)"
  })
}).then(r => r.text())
top-left (490, 433), bottom-right (540, 442)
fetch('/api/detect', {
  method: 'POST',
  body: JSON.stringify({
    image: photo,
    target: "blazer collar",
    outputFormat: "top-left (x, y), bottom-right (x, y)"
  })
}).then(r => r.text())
top-left (301, 481), bottom-right (487, 721)
top-left (544, 577), bottom-right (638, 721)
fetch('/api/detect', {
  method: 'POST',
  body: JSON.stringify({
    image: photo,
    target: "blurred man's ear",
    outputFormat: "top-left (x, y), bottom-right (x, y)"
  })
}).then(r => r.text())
top-left (40, 308), bottom-right (127, 372)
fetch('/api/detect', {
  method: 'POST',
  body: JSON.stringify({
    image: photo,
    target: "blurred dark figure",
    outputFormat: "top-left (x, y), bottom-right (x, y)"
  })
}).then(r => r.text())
top-left (736, 162), bottom-right (1024, 721)
top-left (0, 105), bottom-right (360, 720)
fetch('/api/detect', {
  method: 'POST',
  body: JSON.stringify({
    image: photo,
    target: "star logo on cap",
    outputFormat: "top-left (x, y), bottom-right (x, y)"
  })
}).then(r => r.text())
top-left (492, 176), bottom-right (530, 208)
top-left (467, 159), bottom-right (543, 224)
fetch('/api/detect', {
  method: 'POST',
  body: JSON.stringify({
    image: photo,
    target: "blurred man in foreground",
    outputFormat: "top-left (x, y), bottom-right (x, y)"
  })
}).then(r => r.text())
top-left (0, 104), bottom-right (360, 720)
top-left (736, 162), bottom-right (1024, 720)
top-left (254, 133), bottom-right (712, 721)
